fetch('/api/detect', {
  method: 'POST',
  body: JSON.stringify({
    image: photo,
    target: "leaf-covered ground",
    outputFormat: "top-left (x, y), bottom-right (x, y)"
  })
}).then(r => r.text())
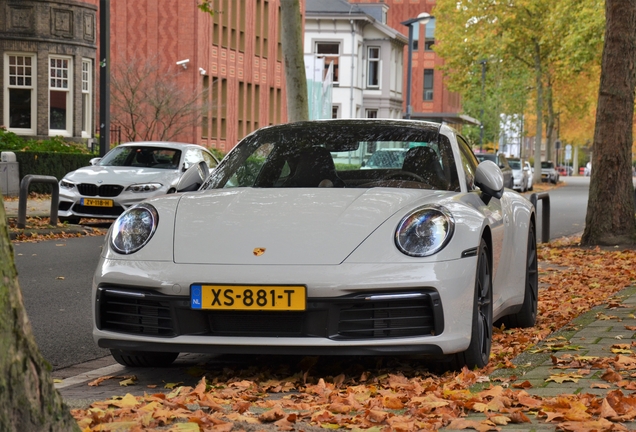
top-left (66, 237), bottom-right (636, 432)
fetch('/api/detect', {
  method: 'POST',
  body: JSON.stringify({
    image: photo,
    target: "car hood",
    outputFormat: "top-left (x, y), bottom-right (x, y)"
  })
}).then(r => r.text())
top-left (173, 188), bottom-right (440, 265)
top-left (64, 165), bottom-right (180, 185)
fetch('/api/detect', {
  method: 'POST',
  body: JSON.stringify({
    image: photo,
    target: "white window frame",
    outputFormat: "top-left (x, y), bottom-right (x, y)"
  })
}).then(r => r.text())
top-left (366, 46), bottom-right (381, 88)
top-left (49, 55), bottom-right (73, 137)
top-left (315, 41), bottom-right (340, 84)
top-left (4, 53), bottom-right (37, 135)
top-left (81, 59), bottom-right (92, 138)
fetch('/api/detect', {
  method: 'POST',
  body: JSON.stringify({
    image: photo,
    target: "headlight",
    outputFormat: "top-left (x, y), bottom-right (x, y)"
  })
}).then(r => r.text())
top-left (60, 180), bottom-right (75, 189)
top-left (126, 183), bottom-right (163, 193)
top-left (395, 206), bottom-right (454, 257)
top-left (110, 203), bottom-right (158, 254)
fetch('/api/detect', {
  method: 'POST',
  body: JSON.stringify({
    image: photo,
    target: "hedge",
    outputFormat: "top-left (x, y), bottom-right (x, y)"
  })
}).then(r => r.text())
top-left (14, 152), bottom-right (95, 194)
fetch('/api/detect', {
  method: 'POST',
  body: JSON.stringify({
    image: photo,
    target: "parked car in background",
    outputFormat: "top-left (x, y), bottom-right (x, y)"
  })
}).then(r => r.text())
top-left (524, 161), bottom-right (534, 191)
top-left (507, 157), bottom-right (529, 192)
top-left (93, 119), bottom-right (538, 371)
top-left (475, 153), bottom-right (514, 189)
top-left (58, 142), bottom-right (219, 223)
top-left (541, 161), bottom-right (560, 184)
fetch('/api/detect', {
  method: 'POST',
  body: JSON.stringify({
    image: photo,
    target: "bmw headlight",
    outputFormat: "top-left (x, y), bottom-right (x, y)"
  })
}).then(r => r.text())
top-left (395, 206), bottom-right (454, 257)
top-left (126, 182), bottom-right (163, 193)
top-left (60, 179), bottom-right (75, 189)
top-left (110, 203), bottom-right (158, 254)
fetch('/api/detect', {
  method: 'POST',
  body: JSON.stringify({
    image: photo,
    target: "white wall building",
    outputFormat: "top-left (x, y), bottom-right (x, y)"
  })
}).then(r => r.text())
top-left (304, 0), bottom-right (407, 120)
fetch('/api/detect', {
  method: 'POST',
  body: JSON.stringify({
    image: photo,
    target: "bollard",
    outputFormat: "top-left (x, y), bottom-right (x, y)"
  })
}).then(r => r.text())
top-left (529, 192), bottom-right (550, 243)
top-left (17, 175), bottom-right (59, 228)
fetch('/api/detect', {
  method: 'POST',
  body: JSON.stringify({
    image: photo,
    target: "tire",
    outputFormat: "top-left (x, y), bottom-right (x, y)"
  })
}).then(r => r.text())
top-left (59, 216), bottom-right (81, 224)
top-left (453, 239), bottom-right (493, 369)
top-left (499, 222), bottom-right (538, 328)
top-left (110, 349), bottom-right (179, 367)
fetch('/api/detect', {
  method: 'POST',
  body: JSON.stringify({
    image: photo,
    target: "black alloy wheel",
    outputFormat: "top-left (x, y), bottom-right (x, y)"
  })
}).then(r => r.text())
top-left (454, 238), bottom-right (493, 369)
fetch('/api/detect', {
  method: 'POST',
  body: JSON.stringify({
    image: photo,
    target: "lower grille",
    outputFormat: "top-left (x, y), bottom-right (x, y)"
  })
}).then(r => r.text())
top-left (209, 312), bottom-right (304, 336)
top-left (99, 290), bottom-right (175, 336)
top-left (338, 300), bottom-right (435, 338)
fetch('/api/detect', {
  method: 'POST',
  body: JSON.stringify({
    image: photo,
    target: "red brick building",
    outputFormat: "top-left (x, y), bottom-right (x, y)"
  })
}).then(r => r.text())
top-left (108, 0), bottom-right (289, 153)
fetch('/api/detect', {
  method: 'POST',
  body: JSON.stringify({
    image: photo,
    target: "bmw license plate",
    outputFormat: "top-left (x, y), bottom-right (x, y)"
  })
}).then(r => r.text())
top-left (190, 285), bottom-right (306, 311)
top-left (81, 198), bottom-right (113, 207)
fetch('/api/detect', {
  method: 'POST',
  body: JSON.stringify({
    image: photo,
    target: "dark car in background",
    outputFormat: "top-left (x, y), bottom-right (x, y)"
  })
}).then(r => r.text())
top-left (475, 153), bottom-right (514, 189)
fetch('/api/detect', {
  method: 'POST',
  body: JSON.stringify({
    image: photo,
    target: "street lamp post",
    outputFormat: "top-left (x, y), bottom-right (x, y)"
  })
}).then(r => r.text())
top-left (401, 13), bottom-right (433, 120)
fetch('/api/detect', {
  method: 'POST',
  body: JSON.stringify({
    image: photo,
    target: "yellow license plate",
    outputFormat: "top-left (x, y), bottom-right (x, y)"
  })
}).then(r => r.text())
top-left (82, 198), bottom-right (113, 207)
top-left (190, 285), bottom-right (306, 311)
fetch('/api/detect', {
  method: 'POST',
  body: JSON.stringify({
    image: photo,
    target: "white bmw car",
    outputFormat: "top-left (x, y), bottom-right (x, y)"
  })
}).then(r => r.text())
top-left (93, 119), bottom-right (537, 370)
top-left (58, 142), bottom-right (219, 223)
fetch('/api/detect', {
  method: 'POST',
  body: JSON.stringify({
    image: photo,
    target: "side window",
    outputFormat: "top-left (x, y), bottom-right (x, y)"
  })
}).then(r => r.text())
top-left (457, 135), bottom-right (478, 191)
top-left (183, 149), bottom-right (203, 169)
top-left (202, 151), bottom-right (218, 169)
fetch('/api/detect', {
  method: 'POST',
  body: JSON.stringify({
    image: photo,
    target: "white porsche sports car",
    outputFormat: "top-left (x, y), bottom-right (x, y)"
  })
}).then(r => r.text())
top-left (58, 142), bottom-right (219, 223)
top-left (93, 119), bottom-right (537, 370)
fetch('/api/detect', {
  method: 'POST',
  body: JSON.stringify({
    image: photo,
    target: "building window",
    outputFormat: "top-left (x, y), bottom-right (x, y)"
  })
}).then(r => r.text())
top-left (81, 59), bottom-right (92, 138)
top-left (316, 42), bottom-right (339, 83)
top-left (423, 69), bottom-right (434, 101)
top-left (49, 56), bottom-right (72, 136)
top-left (425, 19), bottom-right (436, 51)
top-left (412, 24), bottom-right (419, 51)
top-left (332, 105), bottom-right (339, 119)
top-left (4, 53), bottom-right (36, 134)
top-left (366, 109), bottom-right (378, 118)
top-left (367, 47), bottom-right (380, 88)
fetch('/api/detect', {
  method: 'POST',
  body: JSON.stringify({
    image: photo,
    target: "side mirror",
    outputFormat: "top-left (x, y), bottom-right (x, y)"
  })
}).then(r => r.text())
top-left (89, 157), bottom-right (102, 166)
top-left (177, 161), bottom-right (210, 192)
top-left (475, 160), bottom-right (504, 203)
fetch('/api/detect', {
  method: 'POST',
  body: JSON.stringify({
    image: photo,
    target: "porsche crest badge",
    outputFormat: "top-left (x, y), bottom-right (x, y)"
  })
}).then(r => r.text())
top-left (253, 248), bottom-right (266, 256)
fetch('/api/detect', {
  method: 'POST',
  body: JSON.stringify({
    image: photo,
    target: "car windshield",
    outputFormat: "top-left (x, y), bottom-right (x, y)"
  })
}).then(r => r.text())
top-left (541, 162), bottom-right (554, 169)
top-left (99, 146), bottom-right (181, 169)
top-left (202, 121), bottom-right (459, 191)
top-left (508, 160), bottom-right (521, 169)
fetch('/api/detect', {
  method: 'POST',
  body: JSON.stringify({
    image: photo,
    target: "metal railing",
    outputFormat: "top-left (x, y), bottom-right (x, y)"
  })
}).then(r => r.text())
top-left (529, 192), bottom-right (550, 243)
top-left (17, 175), bottom-right (59, 228)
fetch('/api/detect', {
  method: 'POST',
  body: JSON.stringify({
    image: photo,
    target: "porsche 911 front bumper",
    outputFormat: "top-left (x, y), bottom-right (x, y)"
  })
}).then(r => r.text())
top-left (92, 258), bottom-right (478, 356)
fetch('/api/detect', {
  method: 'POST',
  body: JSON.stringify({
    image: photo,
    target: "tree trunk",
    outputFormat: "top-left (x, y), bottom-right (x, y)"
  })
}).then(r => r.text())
top-left (0, 197), bottom-right (79, 431)
top-left (280, 0), bottom-right (309, 122)
top-left (581, 0), bottom-right (636, 246)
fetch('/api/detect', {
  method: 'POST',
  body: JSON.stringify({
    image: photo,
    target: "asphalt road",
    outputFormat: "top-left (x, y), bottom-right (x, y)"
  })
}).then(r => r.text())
top-left (534, 176), bottom-right (590, 240)
top-left (13, 235), bottom-right (110, 369)
top-left (12, 177), bottom-right (594, 371)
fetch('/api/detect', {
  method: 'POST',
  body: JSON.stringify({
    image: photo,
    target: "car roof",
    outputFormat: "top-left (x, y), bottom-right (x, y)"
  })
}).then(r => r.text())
top-left (117, 141), bottom-right (208, 151)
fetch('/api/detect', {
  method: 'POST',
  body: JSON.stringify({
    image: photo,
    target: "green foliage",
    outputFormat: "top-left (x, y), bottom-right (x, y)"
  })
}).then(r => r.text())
top-left (197, 0), bottom-right (216, 14)
top-left (433, 0), bottom-right (605, 146)
top-left (334, 163), bottom-right (360, 171)
top-left (209, 148), bottom-right (225, 162)
top-left (0, 129), bottom-right (25, 151)
top-left (0, 129), bottom-right (91, 154)
top-left (15, 152), bottom-right (94, 193)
